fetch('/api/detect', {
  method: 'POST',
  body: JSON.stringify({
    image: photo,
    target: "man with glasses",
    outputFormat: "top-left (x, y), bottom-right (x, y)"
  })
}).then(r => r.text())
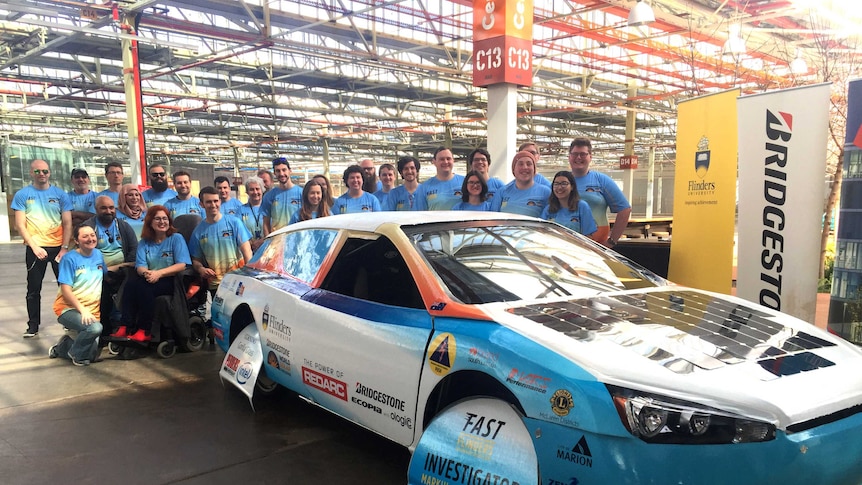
top-left (360, 158), bottom-right (383, 193)
top-left (568, 137), bottom-right (631, 247)
top-left (82, 195), bottom-right (137, 335)
top-left (12, 160), bottom-right (73, 338)
top-left (164, 171), bottom-right (201, 218)
top-left (98, 162), bottom-right (125, 205)
top-left (261, 157), bottom-right (303, 235)
top-left (68, 168), bottom-right (97, 225)
top-left (142, 163), bottom-right (177, 208)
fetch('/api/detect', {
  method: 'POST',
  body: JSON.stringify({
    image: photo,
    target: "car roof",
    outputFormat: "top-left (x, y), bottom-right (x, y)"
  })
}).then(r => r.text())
top-left (272, 211), bottom-right (541, 235)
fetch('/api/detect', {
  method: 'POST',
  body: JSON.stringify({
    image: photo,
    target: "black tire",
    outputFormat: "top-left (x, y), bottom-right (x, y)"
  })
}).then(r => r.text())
top-left (156, 340), bottom-right (177, 359)
top-left (108, 342), bottom-right (121, 355)
top-left (182, 316), bottom-right (207, 352)
top-left (255, 369), bottom-right (279, 395)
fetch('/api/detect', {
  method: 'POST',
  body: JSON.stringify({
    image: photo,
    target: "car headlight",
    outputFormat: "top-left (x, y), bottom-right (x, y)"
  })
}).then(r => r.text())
top-left (607, 385), bottom-right (776, 444)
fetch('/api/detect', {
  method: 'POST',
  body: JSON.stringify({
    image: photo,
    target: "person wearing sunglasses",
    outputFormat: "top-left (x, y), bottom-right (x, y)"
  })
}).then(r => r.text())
top-left (68, 168), bottom-right (97, 226)
top-left (568, 137), bottom-right (632, 247)
top-left (82, 195), bottom-right (138, 334)
top-left (12, 159), bottom-right (73, 338)
top-left (142, 163), bottom-right (177, 208)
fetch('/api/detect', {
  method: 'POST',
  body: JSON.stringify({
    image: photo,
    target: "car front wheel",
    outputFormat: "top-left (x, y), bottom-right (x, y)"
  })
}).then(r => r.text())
top-left (407, 397), bottom-right (538, 485)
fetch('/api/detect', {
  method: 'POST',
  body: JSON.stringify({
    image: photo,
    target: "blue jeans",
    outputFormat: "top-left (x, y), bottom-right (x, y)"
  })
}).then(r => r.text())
top-left (57, 311), bottom-right (103, 361)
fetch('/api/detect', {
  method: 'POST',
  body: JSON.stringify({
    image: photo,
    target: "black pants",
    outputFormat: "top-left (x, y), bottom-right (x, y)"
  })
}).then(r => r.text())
top-left (25, 245), bottom-right (62, 333)
top-left (120, 273), bottom-right (175, 333)
top-left (100, 270), bottom-right (127, 335)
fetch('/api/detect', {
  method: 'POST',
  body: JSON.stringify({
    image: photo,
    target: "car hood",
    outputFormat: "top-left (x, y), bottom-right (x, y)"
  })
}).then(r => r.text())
top-left (488, 287), bottom-right (862, 428)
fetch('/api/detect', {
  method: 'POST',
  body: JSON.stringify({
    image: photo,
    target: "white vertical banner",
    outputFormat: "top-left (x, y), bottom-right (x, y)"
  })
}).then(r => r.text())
top-left (737, 83), bottom-right (832, 323)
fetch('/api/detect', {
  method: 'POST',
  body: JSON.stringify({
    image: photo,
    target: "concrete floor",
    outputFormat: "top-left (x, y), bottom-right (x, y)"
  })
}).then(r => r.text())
top-left (0, 243), bottom-right (408, 485)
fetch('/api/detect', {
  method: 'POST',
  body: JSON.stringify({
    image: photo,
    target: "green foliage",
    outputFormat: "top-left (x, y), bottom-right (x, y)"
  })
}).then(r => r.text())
top-left (818, 240), bottom-right (835, 293)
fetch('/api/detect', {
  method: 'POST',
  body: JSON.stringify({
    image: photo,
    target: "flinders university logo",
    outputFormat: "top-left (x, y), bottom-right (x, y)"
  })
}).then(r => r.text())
top-left (695, 135), bottom-right (710, 179)
top-left (688, 135), bottom-right (716, 195)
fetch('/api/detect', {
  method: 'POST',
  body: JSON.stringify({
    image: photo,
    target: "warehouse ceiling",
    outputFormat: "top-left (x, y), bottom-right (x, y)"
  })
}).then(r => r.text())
top-left (0, 0), bottom-right (859, 174)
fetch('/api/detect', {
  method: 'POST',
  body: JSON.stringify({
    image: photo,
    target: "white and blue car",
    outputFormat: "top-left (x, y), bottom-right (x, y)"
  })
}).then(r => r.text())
top-left (212, 212), bottom-right (862, 484)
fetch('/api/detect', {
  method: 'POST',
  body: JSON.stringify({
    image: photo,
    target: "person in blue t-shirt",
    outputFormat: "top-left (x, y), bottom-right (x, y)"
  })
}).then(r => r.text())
top-left (116, 184), bottom-right (147, 239)
top-left (452, 171), bottom-right (492, 211)
top-left (373, 163), bottom-right (396, 210)
top-left (118, 205), bottom-right (191, 342)
top-left (239, 176), bottom-right (266, 250)
top-left (290, 179), bottom-right (331, 223)
top-left (262, 157), bottom-right (303, 235)
top-left (490, 150), bottom-right (551, 218)
top-left (386, 156), bottom-right (421, 211)
top-left (414, 147), bottom-right (464, 211)
top-left (519, 141), bottom-right (551, 187)
top-left (141, 163), bottom-right (177, 208)
top-left (98, 162), bottom-right (125, 206)
top-left (190, 187), bottom-right (253, 294)
top-left (332, 165), bottom-right (382, 214)
top-left (215, 175), bottom-right (243, 218)
top-left (467, 148), bottom-right (505, 201)
top-left (541, 170), bottom-right (598, 237)
top-left (164, 171), bottom-right (201, 219)
top-left (68, 168), bottom-right (96, 225)
top-left (568, 137), bottom-right (631, 247)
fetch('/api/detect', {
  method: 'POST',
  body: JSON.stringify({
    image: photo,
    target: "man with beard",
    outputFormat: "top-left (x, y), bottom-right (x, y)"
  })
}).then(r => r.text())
top-left (142, 163), bottom-right (177, 208)
top-left (386, 156), bottom-right (421, 211)
top-left (360, 158), bottom-right (382, 193)
top-left (164, 170), bottom-right (201, 218)
top-left (261, 157), bottom-right (303, 235)
top-left (82, 195), bottom-right (137, 335)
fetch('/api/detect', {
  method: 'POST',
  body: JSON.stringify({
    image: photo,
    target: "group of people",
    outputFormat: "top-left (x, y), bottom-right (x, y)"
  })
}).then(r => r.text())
top-left (317, 138), bottom-right (631, 247)
top-left (14, 161), bottom-right (254, 366)
top-left (15, 137), bottom-right (630, 366)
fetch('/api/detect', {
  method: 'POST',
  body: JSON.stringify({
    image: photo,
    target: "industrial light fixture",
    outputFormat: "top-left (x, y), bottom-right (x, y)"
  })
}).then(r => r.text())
top-left (628, 0), bottom-right (655, 27)
top-left (723, 23), bottom-right (746, 55)
top-left (790, 49), bottom-right (808, 74)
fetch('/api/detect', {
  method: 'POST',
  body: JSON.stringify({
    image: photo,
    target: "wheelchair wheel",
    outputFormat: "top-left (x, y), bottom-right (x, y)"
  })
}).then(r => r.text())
top-left (156, 340), bottom-right (177, 359)
top-left (108, 342), bottom-right (122, 355)
top-left (183, 316), bottom-right (207, 352)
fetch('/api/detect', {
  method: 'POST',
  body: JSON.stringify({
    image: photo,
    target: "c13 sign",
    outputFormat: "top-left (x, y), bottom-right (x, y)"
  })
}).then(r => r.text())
top-left (473, 0), bottom-right (533, 87)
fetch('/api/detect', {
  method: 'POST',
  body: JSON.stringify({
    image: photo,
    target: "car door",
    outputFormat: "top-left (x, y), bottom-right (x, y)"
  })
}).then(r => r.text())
top-left (295, 232), bottom-right (432, 446)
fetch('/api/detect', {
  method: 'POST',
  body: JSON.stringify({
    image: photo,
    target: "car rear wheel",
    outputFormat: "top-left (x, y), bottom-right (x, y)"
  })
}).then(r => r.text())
top-left (255, 369), bottom-right (279, 395)
top-left (407, 397), bottom-right (539, 485)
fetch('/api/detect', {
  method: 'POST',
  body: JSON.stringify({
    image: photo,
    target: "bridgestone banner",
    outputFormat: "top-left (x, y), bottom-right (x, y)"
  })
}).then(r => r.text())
top-left (736, 84), bottom-right (832, 323)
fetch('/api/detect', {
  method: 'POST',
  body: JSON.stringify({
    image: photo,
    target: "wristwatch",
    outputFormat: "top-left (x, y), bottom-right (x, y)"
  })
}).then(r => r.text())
top-left (62, 245), bottom-right (69, 249)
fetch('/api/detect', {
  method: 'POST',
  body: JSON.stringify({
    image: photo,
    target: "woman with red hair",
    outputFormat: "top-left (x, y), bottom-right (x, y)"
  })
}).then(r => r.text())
top-left (114, 205), bottom-right (190, 341)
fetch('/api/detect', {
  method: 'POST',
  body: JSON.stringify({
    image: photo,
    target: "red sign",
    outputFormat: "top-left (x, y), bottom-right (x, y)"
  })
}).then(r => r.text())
top-left (619, 155), bottom-right (638, 170)
top-left (302, 367), bottom-right (347, 401)
top-left (473, 36), bottom-right (533, 87)
top-left (473, 0), bottom-right (534, 87)
top-left (473, 0), bottom-right (534, 42)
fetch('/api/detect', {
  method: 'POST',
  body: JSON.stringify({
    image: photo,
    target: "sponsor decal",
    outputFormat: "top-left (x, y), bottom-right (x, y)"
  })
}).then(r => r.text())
top-left (236, 281), bottom-right (244, 296)
top-left (355, 382), bottom-right (406, 411)
top-left (351, 396), bottom-right (382, 414)
top-left (506, 368), bottom-right (550, 394)
top-left (223, 353), bottom-right (240, 375)
top-left (428, 333), bottom-right (456, 376)
top-left (236, 362), bottom-right (253, 384)
top-left (556, 436), bottom-right (593, 468)
top-left (262, 304), bottom-right (291, 341)
top-left (758, 109), bottom-right (793, 311)
top-left (548, 479), bottom-right (580, 485)
top-left (303, 359), bottom-right (343, 378)
top-left (463, 412), bottom-right (506, 439)
top-left (420, 452), bottom-right (522, 485)
top-left (302, 366), bottom-right (347, 401)
top-left (467, 347), bottom-right (499, 369)
top-left (455, 412), bottom-right (507, 462)
top-left (550, 389), bottom-right (574, 417)
top-left (688, 136), bottom-right (716, 197)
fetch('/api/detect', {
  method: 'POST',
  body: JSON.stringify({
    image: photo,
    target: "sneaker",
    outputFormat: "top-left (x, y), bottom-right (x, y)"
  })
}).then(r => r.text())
top-left (23, 331), bottom-right (38, 339)
top-left (68, 351), bottom-right (90, 367)
top-left (128, 329), bottom-right (151, 342)
top-left (48, 345), bottom-right (59, 359)
top-left (109, 326), bottom-right (128, 338)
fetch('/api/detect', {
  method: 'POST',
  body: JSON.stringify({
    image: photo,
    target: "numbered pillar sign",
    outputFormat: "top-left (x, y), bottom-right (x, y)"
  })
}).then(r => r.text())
top-left (472, 0), bottom-right (534, 88)
top-left (619, 155), bottom-right (639, 170)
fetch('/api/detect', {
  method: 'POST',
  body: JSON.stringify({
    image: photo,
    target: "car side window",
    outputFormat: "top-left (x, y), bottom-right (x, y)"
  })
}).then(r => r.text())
top-left (320, 236), bottom-right (424, 309)
top-left (282, 229), bottom-right (338, 283)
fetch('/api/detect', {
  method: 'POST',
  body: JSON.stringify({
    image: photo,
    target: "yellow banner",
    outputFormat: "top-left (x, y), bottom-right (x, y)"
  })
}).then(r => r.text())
top-left (668, 89), bottom-right (739, 293)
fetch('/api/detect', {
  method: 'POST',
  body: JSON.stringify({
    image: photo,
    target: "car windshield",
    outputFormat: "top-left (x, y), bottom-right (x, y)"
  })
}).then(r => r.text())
top-left (406, 221), bottom-right (663, 304)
